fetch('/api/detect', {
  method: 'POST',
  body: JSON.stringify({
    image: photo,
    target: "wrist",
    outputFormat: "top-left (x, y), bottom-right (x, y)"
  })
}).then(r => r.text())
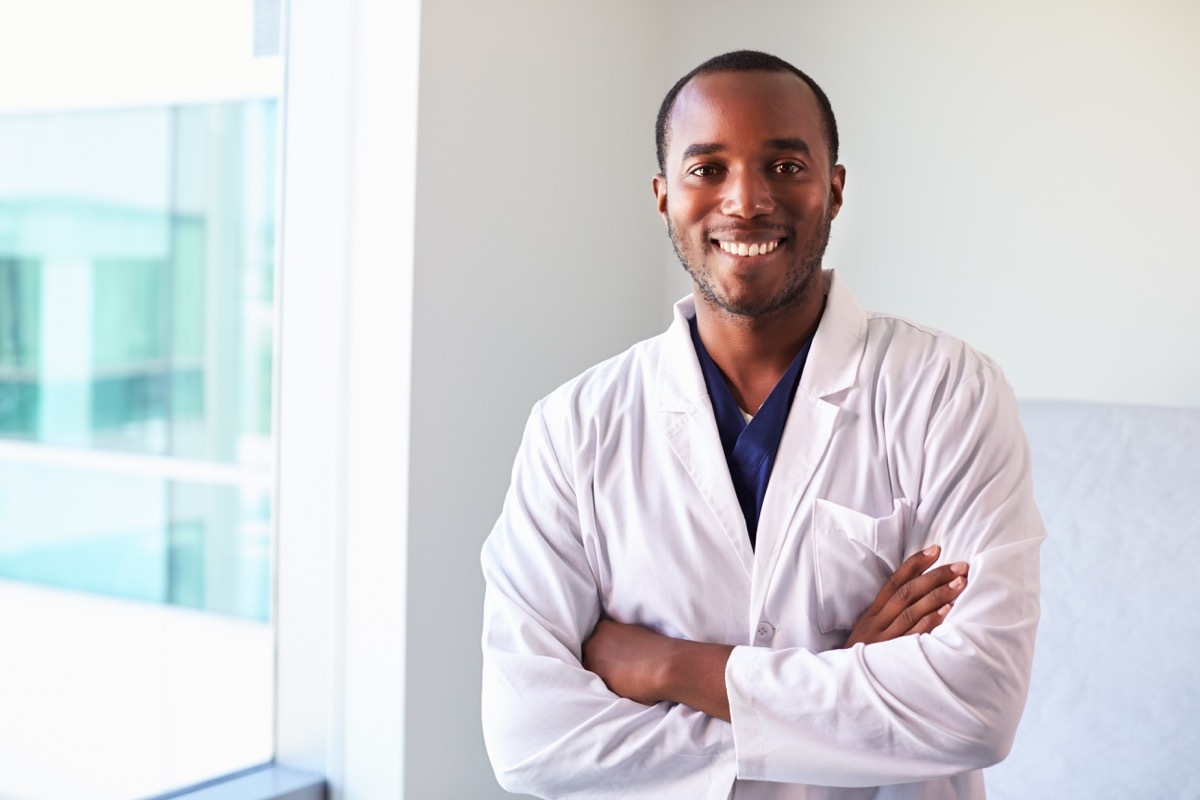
top-left (657, 638), bottom-right (690, 704)
top-left (660, 639), bottom-right (734, 721)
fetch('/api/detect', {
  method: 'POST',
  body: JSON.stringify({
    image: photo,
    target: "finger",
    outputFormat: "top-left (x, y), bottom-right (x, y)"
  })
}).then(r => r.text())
top-left (903, 602), bottom-right (954, 636)
top-left (863, 545), bottom-right (943, 616)
top-left (877, 560), bottom-right (969, 619)
top-left (880, 574), bottom-right (969, 639)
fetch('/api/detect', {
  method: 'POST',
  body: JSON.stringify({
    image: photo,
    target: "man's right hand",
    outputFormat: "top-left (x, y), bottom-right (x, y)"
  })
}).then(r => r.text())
top-left (843, 545), bottom-right (969, 648)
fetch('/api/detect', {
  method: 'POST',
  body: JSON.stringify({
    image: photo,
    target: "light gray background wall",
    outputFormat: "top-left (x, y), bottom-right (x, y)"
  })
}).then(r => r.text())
top-left (404, 2), bottom-right (1199, 796)
top-left (406, 3), bottom-right (668, 797)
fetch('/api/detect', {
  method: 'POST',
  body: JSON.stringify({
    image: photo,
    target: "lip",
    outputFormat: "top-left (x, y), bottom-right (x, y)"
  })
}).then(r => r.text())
top-left (709, 227), bottom-right (788, 243)
top-left (711, 233), bottom-right (784, 242)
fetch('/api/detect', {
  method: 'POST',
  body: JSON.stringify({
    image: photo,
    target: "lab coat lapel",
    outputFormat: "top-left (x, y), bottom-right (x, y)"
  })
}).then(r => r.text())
top-left (750, 271), bottom-right (868, 614)
top-left (656, 296), bottom-right (755, 578)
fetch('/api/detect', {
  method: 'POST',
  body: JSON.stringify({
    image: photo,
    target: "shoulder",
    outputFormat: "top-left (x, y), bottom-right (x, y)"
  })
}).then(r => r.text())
top-left (863, 312), bottom-right (999, 386)
top-left (818, 272), bottom-right (1007, 406)
top-left (534, 328), bottom-right (668, 434)
top-left (856, 312), bottom-right (1019, 446)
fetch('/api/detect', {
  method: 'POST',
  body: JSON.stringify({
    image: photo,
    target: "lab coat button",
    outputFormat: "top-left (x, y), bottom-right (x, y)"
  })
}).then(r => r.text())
top-left (755, 621), bottom-right (775, 640)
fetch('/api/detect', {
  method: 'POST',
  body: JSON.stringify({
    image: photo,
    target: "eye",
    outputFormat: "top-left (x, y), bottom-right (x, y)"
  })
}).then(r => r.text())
top-left (772, 161), bottom-right (805, 175)
top-left (687, 164), bottom-right (723, 179)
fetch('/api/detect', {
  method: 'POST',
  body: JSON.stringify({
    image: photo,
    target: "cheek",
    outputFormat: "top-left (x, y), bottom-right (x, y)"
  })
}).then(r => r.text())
top-left (667, 187), bottom-right (711, 221)
top-left (815, 187), bottom-right (839, 215)
top-left (782, 193), bottom-right (831, 223)
top-left (667, 205), bottom-right (703, 241)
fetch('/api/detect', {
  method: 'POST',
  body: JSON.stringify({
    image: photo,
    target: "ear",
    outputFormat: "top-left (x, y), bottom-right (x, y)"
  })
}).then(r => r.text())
top-left (652, 174), bottom-right (669, 223)
top-left (829, 164), bottom-right (846, 219)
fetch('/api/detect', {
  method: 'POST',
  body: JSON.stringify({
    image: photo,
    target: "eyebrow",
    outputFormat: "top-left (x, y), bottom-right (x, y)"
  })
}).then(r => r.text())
top-left (679, 138), bottom-right (813, 162)
top-left (681, 143), bottom-right (725, 161)
top-left (766, 137), bottom-right (812, 156)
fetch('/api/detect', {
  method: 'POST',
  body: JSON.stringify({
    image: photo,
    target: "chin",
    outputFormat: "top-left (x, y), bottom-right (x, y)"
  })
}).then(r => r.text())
top-left (709, 275), bottom-right (817, 320)
top-left (703, 288), bottom-right (790, 319)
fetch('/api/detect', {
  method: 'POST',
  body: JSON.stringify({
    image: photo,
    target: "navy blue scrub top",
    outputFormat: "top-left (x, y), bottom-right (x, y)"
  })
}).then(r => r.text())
top-left (688, 316), bottom-right (812, 549)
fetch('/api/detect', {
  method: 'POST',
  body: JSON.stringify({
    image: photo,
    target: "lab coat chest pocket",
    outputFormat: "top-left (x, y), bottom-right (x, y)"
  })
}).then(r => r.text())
top-left (812, 498), bottom-right (911, 634)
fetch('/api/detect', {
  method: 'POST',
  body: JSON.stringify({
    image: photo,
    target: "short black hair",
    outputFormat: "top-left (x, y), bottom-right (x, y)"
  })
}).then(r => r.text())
top-left (655, 50), bottom-right (839, 174)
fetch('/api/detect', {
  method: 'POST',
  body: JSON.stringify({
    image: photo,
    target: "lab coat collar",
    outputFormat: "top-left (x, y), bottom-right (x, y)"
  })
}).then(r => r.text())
top-left (655, 269), bottom-right (866, 412)
top-left (801, 270), bottom-right (868, 400)
top-left (656, 295), bottom-right (706, 413)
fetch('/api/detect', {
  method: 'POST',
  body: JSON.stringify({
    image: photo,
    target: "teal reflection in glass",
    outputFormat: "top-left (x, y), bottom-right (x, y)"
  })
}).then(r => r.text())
top-left (0, 257), bottom-right (40, 433)
top-left (0, 101), bottom-right (277, 464)
top-left (0, 460), bottom-right (270, 620)
top-left (0, 101), bottom-right (277, 618)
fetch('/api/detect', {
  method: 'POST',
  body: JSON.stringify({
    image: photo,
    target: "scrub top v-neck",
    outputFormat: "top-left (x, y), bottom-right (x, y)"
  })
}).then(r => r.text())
top-left (688, 316), bottom-right (812, 549)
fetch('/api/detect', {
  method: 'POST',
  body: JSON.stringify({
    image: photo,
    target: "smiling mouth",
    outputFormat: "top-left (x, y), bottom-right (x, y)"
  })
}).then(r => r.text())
top-left (714, 239), bottom-right (783, 257)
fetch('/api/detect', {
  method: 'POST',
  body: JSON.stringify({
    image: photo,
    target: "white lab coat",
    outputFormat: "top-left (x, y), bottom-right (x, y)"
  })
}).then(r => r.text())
top-left (481, 270), bottom-right (1043, 799)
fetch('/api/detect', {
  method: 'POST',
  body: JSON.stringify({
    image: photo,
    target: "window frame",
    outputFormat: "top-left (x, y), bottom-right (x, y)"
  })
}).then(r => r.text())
top-left (267, 0), bottom-right (421, 797)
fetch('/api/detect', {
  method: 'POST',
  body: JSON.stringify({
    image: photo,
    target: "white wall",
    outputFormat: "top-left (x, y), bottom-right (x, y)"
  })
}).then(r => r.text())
top-left (401, 2), bottom-right (1199, 797)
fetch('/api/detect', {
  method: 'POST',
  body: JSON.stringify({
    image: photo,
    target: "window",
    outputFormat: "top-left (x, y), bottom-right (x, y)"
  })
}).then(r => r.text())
top-left (0, 0), bottom-right (420, 795)
top-left (0, 2), bottom-right (285, 797)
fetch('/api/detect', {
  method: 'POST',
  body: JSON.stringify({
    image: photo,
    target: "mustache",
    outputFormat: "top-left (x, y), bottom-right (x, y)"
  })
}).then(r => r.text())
top-left (704, 224), bottom-right (793, 238)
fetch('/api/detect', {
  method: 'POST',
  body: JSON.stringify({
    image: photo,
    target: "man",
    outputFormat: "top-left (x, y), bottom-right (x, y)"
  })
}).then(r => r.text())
top-left (481, 50), bottom-right (1042, 799)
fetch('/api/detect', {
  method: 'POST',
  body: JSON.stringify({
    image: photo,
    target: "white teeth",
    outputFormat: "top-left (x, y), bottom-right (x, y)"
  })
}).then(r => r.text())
top-left (718, 240), bottom-right (780, 257)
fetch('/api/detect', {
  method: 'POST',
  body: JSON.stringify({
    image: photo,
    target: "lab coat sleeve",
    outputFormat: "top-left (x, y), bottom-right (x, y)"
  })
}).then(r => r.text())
top-left (481, 401), bottom-right (734, 799)
top-left (726, 364), bottom-right (1043, 787)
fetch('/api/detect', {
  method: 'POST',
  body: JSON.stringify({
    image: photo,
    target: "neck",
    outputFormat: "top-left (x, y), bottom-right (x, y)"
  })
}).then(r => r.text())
top-left (692, 283), bottom-right (825, 413)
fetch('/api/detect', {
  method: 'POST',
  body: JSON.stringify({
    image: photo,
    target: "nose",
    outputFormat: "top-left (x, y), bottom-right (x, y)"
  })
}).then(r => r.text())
top-left (720, 168), bottom-right (774, 218)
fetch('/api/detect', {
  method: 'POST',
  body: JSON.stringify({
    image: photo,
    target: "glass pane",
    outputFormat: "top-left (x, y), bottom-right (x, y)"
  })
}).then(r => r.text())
top-left (0, 99), bottom-right (278, 797)
top-left (0, 461), bottom-right (270, 620)
top-left (0, 102), bottom-right (278, 465)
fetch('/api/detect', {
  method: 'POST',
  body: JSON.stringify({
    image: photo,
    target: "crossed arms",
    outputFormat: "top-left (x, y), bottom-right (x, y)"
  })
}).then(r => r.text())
top-left (582, 546), bottom-right (970, 722)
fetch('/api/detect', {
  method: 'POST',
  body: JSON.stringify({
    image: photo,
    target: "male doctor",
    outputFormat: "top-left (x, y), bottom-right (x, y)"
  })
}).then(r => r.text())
top-left (481, 50), bottom-right (1042, 799)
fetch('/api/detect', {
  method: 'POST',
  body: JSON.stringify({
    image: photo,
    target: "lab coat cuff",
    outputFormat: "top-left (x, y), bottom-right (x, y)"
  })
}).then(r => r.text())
top-left (725, 644), bottom-right (770, 780)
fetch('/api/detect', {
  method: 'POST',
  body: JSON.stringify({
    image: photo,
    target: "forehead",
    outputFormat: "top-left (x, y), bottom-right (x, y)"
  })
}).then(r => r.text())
top-left (666, 70), bottom-right (827, 167)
